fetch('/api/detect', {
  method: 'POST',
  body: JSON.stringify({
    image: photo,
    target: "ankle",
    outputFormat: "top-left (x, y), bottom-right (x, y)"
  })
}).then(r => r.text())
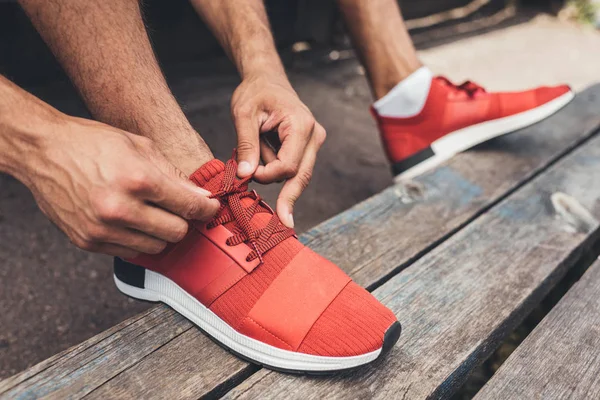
top-left (373, 62), bottom-right (424, 100)
top-left (373, 66), bottom-right (433, 118)
top-left (162, 136), bottom-right (214, 176)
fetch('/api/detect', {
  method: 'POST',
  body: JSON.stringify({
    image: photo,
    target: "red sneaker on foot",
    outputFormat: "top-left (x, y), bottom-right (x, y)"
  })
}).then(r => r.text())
top-left (113, 156), bottom-right (400, 373)
top-left (372, 77), bottom-right (574, 179)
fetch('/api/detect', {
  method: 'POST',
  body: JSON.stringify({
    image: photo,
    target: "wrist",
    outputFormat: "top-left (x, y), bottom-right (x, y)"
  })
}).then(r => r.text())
top-left (0, 83), bottom-right (61, 184)
top-left (241, 62), bottom-right (292, 89)
top-left (236, 45), bottom-right (287, 82)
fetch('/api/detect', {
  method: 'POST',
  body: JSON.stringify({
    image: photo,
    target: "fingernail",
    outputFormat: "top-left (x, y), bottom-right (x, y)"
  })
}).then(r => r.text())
top-left (238, 161), bottom-right (253, 177)
top-left (287, 213), bottom-right (294, 228)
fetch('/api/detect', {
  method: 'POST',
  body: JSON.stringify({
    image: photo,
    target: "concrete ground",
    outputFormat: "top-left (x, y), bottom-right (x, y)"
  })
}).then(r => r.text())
top-left (1, 13), bottom-right (599, 378)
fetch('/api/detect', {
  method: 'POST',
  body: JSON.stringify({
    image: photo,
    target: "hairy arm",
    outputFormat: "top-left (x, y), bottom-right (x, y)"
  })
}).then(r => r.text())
top-left (191, 0), bottom-right (326, 228)
top-left (18, 0), bottom-right (212, 175)
top-left (192, 1), bottom-right (285, 81)
top-left (0, 75), bottom-right (218, 258)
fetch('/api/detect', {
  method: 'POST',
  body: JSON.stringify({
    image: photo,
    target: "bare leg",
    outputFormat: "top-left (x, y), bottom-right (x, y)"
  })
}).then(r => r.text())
top-left (336, 0), bottom-right (422, 100)
top-left (19, 0), bottom-right (212, 175)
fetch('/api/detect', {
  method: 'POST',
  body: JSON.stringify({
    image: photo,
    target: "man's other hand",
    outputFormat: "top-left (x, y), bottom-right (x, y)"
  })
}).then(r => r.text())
top-left (231, 73), bottom-right (326, 229)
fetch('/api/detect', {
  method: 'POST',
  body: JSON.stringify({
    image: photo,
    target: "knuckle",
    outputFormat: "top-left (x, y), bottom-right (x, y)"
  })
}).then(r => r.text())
top-left (172, 222), bottom-right (189, 242)
top-left (179, 199), bottom-right (199, 220)
top-left (307, 116), bottom-right (317, 130)
top-left (302, 117), bottom-right (316, 137)
top-left (315, 125), bottom-right (327, 146)
top-left (232, 104), bottom-right (252, 118)
top-left (281, 162), bottom-right (300, 177)
top-left (86, 224), bottom-right (109, 242)
top-left (296, 170), bottom-right (313, 190)
top-left (73, 236), bottom-right (96, 252)
top-left (285, 190), bottom-right (300, 206)
top-left (94, 195), bottom-right (127, 222)
top-left (175, 168), bottom-right (188, 181)
top-left (126, 170), bottom-right (153, 193)
top-left (236, 138), bottom-right (256, 155)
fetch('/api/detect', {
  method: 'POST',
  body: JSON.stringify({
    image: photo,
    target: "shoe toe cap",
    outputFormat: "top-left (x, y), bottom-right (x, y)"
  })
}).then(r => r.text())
top-left (298, 282), bottom-right (399, 358)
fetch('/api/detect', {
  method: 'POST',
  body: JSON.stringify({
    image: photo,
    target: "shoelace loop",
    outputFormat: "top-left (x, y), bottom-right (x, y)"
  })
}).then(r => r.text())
top-left (205, 155), bottom-right (295, 265)
top-left (438, 76), bottom-right (486, 97)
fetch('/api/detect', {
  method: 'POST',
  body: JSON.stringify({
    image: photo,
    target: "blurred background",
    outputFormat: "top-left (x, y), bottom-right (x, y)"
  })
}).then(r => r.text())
top-left (1, 0), bottom-right (599, 380)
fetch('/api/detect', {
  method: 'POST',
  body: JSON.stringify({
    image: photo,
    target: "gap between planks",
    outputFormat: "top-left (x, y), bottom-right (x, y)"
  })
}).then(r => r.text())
top-left (474, 257), bottom-right (600, 399)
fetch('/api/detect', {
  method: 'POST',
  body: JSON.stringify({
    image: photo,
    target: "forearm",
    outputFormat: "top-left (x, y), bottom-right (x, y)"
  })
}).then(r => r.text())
top-left (0, 76), bottom-right (57, 184)
top-left (190, 0), bottom-right (287, 81)
top-left (18, 0), bottom-right (212, 174)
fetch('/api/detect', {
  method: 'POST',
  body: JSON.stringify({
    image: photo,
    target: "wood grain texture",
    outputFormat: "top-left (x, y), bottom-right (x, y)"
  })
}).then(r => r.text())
top-left (2, 85), bottom-right (599, 399)
top-left (475, 258), bottom-right (600, 400)
top-left (84, 329), bottom-right (257, 400)
top-left (0, 308), bottom-right (157, 394)
top-left (0, 306), bottom-right (193, 400)
top-left (224, 116), bottom-right (600, 399)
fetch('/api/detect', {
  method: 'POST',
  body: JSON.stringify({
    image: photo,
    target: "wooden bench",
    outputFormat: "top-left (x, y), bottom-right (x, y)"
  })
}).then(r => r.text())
top-left (475, 257), bottom-right (600, 399)
top-left (1, 84), bottom-right (600, 399)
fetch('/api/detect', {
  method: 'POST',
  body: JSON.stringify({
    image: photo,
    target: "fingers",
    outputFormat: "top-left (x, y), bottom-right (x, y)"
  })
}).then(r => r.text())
top-left (232, 107), bottom-right (261, 178)
top-left (256, 138), bottom-right (278, 175)
top-left (126, 205), bottom-right (190, 243)
top-left (253, 116), bottom-right (314, 184)
top-left (143, 172), bottom-right (221, 222)
top-left (275, 123), bottom-right (326, 228)
top-left (106, 228), bottom-right (168, 254)
top-left (125, 135), bottom-right (220, 221)
top-left (92, 192), bottom-right (191, 243)
top-left (73, 226), bottom-right (167, 256)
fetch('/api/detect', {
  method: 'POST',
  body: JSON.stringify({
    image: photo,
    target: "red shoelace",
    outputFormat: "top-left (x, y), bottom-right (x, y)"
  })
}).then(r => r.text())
top-left (437, 76), bottom-right (486, 97)
top-left (204, 156), bottom-right (295, 265)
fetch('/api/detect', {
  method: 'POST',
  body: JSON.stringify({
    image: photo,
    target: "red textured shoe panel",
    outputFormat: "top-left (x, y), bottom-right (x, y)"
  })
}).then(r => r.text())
top-left (238, 247), bottom-right (351, 350)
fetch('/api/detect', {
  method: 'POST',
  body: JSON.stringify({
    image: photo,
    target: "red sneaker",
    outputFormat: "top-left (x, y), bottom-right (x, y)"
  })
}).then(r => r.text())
top-left (113, 156), bottom-right (400, 373)
top-left (372, 77), bottom-right (574, 179)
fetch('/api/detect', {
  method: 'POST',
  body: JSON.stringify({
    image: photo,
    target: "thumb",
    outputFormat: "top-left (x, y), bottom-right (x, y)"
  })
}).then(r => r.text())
top-left (233, 114), bottom-right (260, 178)
top-left (147, 150), bottom-right (220, 221)
top-left (155, 174), bottom-right (221, 222)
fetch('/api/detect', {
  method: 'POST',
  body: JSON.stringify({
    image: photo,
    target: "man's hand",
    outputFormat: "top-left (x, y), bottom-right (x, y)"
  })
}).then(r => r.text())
top-left (24, 117), bottom-right (220, 259)
top-left (231, 73), bottom-right (326, 228)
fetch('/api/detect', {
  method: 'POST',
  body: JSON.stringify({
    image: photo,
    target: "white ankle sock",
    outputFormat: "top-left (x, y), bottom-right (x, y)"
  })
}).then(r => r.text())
top-left (373, 67), bottom-right (433, 118)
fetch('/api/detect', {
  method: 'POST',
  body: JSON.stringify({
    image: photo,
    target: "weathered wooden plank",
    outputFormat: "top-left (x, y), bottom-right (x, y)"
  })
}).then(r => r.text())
top-left (0, 306), bottom-right (192, 399)
top-left (2, 85), bottom-right (599, 399)
top-left (84, 329), bottom-right (257, 400)
top-left (0, 308), bottom-right (154, 394)
top-left (224, 115), bottom-right (600, 398)
top-left (475, 258), bottom-right (600, 400)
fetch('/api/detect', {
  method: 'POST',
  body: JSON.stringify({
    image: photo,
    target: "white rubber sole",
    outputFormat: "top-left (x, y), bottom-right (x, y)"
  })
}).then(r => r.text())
top-left (114, 269), bottom-right (383, 372)
top-left (394, 90), bottom-right (575, 181)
